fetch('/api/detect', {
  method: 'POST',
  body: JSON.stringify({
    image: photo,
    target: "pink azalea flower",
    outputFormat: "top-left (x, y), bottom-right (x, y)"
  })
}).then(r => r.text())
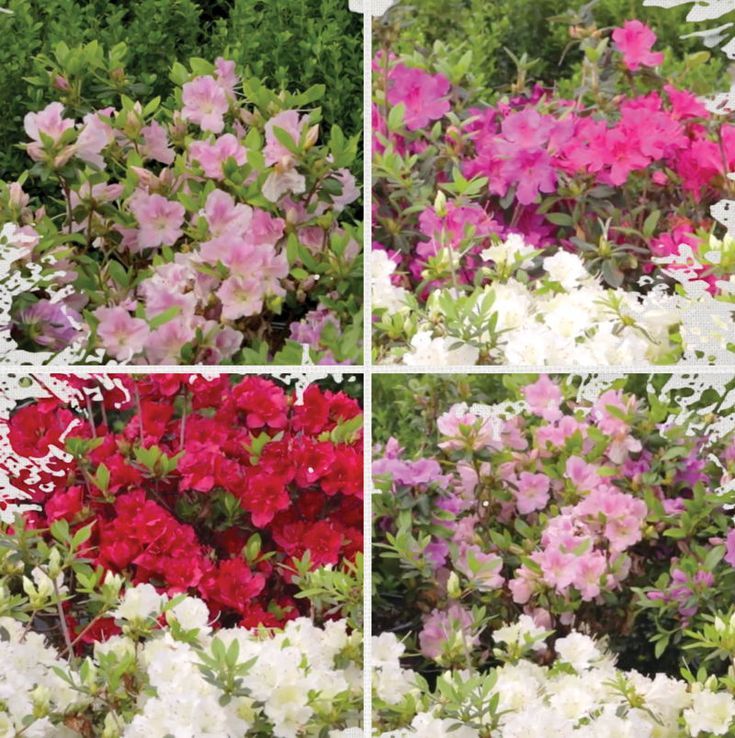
top-left (509, 566), bottom-right (537, 604)
top-left (181, 75), bottom-right (229, 133)
top-left (595, 128), bottom-right (650, 186)
top-left (24, 102), bottom-right (74, 161)
top-left (515, 472), bottom-right (551, 514)
top-left (201, 189), bottom-right (252, 238)
top-left (262, 169), bottom-right (306, 202)
top-left (128, 192), bottom-right (186, 249)
top-left (190, 133), bottom-right (247, 179)
top-left (540, 547), bottom-right (578, 592)
top-left (419, 604), bottom-right (479, 660)
top-left (94, 306), bottom-right (150, 361)
top-left (499, 145), bottom-right (557, 204)
top-left (500, 108), bottom-right (554, 148)
top-left (217, 275), bottom-right (264, 319)
top-left (725, 529), bottom-right (735, 567)
top-left (144, 316), bottom-right (196, 364)
top-left (612, 20), bottom-right (664, 71)
top-left (76, 112), bottom-right (113, 169)
top-left (574, 550), bottom-right (608, 600)
top-left (214, 57), bottom-right (239, 100)
top-left (665, 84), bottom-right (708, 119)
top-left (264, 110), bottom-right (306, 166)
top-left (437, 404), bottom-right (496, 450)
top-left (330, 168), bottom-right (360, 211)
top-left (565, 456), bottom-right (600, 493)
top-left (141, 121), bottom-right (175, 165)
top-left (387, 63), bottom-right (451, 131)
top-left (522, 375), bottom-right (563, 422)
top-left (249, 209), bottom-right (286, 247)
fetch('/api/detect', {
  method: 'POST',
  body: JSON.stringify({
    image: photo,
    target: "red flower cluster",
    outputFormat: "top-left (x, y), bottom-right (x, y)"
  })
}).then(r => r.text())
top-left (5, 375), bottom-right (363, 631)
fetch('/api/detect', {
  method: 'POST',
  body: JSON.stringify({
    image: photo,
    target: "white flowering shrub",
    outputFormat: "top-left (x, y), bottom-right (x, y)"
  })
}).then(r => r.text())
top-left (373, 617), bottom-right (735, 737)
top-left (0, 519), bottom-right (362, 738)
top-left (0, 588), bottom-right (362, 738)
top-left (372, 237), bottom-right (703, 366)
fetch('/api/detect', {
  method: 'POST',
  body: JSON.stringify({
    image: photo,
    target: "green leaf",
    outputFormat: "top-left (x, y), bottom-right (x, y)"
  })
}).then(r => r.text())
top-left (388, 103), bottom-right (406, 131)
top-left (271, 126), bottom-right (300, 155)
top-left (148, 306), bottom-right (182, 330)
top-left (643, 210), bottom-right (661, 238)
top-left (546, 212), bottom-right (574, 227)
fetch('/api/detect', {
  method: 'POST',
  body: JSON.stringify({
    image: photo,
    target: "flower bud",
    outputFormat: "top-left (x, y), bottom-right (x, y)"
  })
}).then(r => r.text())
top-left (305, 124), bottom-right (320, 149)
top-left (447, 571), bottom-right (462, 599)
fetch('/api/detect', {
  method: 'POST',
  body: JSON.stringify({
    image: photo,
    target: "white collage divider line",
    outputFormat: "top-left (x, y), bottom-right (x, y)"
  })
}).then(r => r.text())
top-left (362, 2), bottom-right (373, 735)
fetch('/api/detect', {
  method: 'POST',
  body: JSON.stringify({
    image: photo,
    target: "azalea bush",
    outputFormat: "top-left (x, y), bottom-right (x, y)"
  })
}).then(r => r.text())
top-left (3, 374), bottom-right (363, 631)
top-left (0, 54), bottom-right (362, 365)
top-left (0, 521), bottom-right (362, 737)
top-left (374, 616), bottom-right (735, 737)
top-left (0, 0), bottom-right (362, 178)
top-left (372, 10), bottom-right (735, 365)
top-left (373, 374), bottom-right (735, 692)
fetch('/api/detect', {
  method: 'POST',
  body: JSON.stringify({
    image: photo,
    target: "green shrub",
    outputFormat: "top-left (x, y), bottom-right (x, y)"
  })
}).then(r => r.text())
top-left (204, 0), bottom-right (363, 140)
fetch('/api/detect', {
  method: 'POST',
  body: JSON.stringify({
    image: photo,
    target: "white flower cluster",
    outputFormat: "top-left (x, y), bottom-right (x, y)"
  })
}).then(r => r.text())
top-left (372, 241), bottom-right (695, 366)
top-left (0, 584), bottom-right (362, 738)
top-left (374, 621), bottom-right (735, 738)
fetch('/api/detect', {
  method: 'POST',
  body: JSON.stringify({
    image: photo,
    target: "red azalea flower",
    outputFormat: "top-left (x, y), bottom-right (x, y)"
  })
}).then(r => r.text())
top-left (8, 400), bottom-right (79, 457)
top-left (189, 375), bottom-right (233, 409)
top-left (292, 385), bottom-right (331, 435)
top-left (239, 473), bottom-right (291, 527)
top-left (293, 438), bottom-right (336, 486)
top-left (124, 400), bottom-right (175, 443)
top-left (321, 446), bottom-right (363, 497)
top-left (199, 557), bottom-right (266, 615)
top-left (302, 520), bottom-right (345, 567)
top-left (229, 376), bottom-right (288, 429)
top-left (45, 485), bottom-right (85, 523)
top-left (11, 375), bottom-right (363, 641)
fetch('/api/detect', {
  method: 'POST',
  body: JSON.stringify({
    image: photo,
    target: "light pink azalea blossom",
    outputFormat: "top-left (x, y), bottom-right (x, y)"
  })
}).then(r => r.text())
top-left (264, 110), bottom-right (305, 166)
top-left (262, 169), bottom-right (307, 202)
top-left (515, 472), bottom-right (551, 514)
top-left (217, 275), bottom-right (264, 319)
top-left (181, 75), bottom-right (229, 133)
top-left (201, 189), bottom-right (253, 237)
top-left (190, 133), bottom-right (247, 179)
top-left (141, 121), bottom-right (175, 165)
top-left (24, 102), bottom-right (75, 161)
top-left (128, 192), bottom-right (186, 249)
top-left (214, 57), bottom-right (239, 100)
top-left (94, 306), bottom-right (150, 361)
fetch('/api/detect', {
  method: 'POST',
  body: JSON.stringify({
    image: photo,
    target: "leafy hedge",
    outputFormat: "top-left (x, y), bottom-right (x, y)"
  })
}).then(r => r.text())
top-left (0, 0), bottom-right (362, 178)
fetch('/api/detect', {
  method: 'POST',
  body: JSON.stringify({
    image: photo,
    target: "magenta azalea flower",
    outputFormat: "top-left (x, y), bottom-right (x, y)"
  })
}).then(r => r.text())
top-left (612, 20), bottom-right (665, 71)
top-left (387, 63), bottom-right (451, 131)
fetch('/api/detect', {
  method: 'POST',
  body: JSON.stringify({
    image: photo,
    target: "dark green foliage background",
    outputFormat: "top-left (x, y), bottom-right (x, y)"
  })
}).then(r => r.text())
top-left (0, 0), bottom-right (362, 178)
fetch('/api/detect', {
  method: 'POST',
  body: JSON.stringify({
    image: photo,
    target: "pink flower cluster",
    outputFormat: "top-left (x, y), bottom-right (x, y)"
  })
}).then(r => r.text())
top-left (512, 480), bottom-right (647, 603)
top-left (374, 20), bottom-right (734, 295)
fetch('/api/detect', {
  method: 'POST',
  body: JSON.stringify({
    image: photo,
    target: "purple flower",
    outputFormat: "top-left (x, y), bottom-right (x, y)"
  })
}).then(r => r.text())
top-left (419, 604), bottom-right (479, 661)
top-left (19, 300), bottom-right (81, 351)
